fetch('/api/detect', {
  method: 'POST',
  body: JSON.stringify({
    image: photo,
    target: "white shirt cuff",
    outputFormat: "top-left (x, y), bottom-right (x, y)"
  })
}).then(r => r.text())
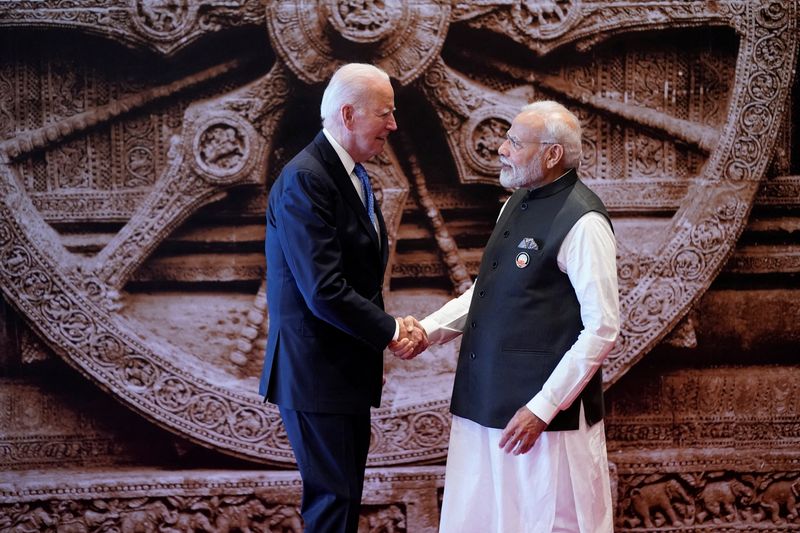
top-left (526, 393), bottom-right (559, 426)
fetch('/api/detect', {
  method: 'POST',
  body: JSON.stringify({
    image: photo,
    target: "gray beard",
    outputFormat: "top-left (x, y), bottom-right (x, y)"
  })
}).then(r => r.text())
top-left (499, 149), bottom-right (545, 189)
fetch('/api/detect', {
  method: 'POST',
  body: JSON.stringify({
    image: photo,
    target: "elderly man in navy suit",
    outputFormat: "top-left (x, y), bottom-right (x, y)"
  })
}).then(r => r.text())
top-left (259, 63), bottom-right (424, 533)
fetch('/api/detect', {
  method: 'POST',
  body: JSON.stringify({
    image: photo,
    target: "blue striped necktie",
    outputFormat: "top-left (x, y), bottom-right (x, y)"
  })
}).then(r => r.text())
top-left (353, 163), bottom-right (375, 225)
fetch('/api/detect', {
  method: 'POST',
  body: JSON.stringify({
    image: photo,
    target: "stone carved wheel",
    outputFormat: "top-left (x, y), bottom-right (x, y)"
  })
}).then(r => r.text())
top-left (0, 1), bottom-right (796, 466)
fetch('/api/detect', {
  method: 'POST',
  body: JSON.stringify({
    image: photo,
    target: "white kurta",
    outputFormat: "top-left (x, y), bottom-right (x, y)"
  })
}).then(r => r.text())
top-left (420, 209), bottom-right (619, 533)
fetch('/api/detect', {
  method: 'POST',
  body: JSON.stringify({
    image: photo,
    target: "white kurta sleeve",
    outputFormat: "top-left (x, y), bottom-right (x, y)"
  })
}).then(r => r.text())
top-left (419, 197), bottom-right (513, 345)
top-left (419, 284), bottom-right (474, 345)
top-left (525, 211), bottom-right (620, 425)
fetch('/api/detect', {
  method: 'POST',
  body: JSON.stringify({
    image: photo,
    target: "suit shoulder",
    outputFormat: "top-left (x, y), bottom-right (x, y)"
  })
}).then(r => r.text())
top-left (274, 148), bottom-right (335, 192)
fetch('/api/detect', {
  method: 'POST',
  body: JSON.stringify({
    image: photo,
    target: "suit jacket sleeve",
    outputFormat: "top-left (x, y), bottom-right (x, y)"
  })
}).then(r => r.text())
top-left (273, 168), bottom-right (396, 351)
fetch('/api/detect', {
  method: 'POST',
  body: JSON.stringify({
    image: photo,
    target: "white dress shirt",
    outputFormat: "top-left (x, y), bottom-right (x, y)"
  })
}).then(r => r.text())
top-left (322, 128), bottom-right (379, 235)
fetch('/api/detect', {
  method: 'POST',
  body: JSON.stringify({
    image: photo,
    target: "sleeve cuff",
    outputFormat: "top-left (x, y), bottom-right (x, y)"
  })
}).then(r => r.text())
top-left (526, 394), bottom-right (559, 425)
top-left (392, 319), bottom-right (399, 342)
top-left (419, 317), bottom-right (435, 338)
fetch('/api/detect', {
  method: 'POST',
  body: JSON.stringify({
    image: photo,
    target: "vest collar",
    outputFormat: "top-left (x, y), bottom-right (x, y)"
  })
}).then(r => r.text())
top-left (526, 168), bottom-right (578, 199)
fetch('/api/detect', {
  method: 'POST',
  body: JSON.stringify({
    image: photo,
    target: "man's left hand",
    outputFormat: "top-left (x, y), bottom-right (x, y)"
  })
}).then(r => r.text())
top-left (498, 406), bottom-right (547, 455)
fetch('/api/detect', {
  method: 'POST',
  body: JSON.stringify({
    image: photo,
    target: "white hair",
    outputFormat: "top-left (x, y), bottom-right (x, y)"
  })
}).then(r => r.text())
top-left (320, 63), bottom-right (390, 128)
top-left (520, 100), bottom-right (583, 168)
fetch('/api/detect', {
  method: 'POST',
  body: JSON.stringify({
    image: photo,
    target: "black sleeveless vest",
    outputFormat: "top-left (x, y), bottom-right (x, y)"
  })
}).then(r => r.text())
top-left (451, 170), bottom-right (611, 430)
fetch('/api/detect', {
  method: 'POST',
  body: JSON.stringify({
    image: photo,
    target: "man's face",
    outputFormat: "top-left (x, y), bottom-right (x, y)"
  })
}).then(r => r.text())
top-left (349, 79), bottom-right (397, 162)
top-left (497, 113), bottom-right (551, 190)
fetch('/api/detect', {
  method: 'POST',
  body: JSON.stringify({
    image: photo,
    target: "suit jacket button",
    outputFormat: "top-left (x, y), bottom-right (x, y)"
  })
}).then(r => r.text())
top-left (471, 321), bottom-right (477, 329)
top-left (479, 290), bottom-right (486, 297)
top-left (470, 352), bottom-right (476, 360)
top-left (503, 230), bottom-right (510, 238)
top-left (521, 202), bottom-right (528, 210)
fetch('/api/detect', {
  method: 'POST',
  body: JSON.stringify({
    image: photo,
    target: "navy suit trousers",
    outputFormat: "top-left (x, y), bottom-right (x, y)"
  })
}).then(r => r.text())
top-left (279, 407), bottom-right (372, 533)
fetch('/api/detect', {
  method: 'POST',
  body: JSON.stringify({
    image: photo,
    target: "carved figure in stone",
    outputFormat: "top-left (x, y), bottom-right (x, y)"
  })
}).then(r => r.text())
top-left (56, 520), bottom-right (88, 533)
top-left (265, 506), bottom-right (303, 532)
top-left (139, 0), bottom-right (184, 33)
top-left (120, 501), bottom-right (176, 533)
top-left (215, 499), bottom-right (269, 533)
top-left (757, 478), bottom-right (800, 524)
top-left (199, 125), bottom-right (243, 169)
top-left (163, 511), bottom-right (214, 532)
top-left (3, 504), bottom-right (54, 532)
top-left (696, 479), bottom-right (754, 523)
top-left (363, 504), bottom-right (406, 533)
top-left (630, 478), bottom-right (693, 528)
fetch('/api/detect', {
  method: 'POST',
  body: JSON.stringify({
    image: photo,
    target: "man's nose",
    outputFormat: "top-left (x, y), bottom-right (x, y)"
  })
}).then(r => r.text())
top-left (498, 138), bottom-right (510, 157)
top-left (387, 113), bottom-right (398, 131)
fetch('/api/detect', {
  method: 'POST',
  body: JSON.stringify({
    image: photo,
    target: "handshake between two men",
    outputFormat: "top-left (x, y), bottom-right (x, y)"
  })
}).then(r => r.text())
top-left (389, 316), bottom-right (428, 360)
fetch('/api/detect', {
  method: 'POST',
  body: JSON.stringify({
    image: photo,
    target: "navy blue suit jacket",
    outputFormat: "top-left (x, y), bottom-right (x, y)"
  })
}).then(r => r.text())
top-left (259, 131), bottom-right (396, 414)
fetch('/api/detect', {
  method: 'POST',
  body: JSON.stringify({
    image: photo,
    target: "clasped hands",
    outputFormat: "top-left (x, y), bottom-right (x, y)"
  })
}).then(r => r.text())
top-left (389, 316), bottom-right (428, 360)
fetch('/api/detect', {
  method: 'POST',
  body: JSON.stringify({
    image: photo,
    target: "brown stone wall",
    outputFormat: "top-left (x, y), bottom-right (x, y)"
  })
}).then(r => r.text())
top-left (0, 1), bottom-right (798, 531)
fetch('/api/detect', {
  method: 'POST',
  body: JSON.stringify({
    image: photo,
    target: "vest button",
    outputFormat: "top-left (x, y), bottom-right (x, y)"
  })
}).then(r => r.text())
top-left (470, 352), bottom-right (476, 360)
top-left (479, 290), bottom-right (486, 297)
top-left (503, 230), bottom-right (510, 238)
top-left (491, 260), bottom-right (497, 269)
top-left (521, 202), bottom-right (528, 210)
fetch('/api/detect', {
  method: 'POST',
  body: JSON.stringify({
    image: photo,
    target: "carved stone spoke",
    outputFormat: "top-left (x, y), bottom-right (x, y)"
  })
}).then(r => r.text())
top-left (418, 58), bottom-right (524, 185)
top-left (606, 0), bottom-right (798, 386)
top-left (90, 66), bottom-right (290, 289)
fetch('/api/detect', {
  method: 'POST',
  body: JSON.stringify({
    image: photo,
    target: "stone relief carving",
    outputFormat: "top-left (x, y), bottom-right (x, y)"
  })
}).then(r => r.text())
top-left (0, 494), bottom-right (304, 533)
top-left (0, 469), bottom-right (438, 532)
top-left (628, 478), bottom-right (694, 528)
top-left (0, 0), bottom-right (797, 508)
top-left (696, 479), bottom-right (755, 524)
top-left (0, 0), bottom-right (264, 55)
top-left (617, 473), bottom-right (800, 529)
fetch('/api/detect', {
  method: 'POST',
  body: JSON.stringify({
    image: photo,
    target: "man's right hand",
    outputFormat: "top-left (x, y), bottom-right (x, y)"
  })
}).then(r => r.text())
top-left (388, 316), bottom-right (428, 359)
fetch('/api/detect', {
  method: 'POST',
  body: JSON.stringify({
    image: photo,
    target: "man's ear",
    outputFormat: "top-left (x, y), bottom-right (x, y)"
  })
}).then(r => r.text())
top-left (545, 144), bottom-right (564, 169)
top-left (341, 104), bottom-right (355, 130)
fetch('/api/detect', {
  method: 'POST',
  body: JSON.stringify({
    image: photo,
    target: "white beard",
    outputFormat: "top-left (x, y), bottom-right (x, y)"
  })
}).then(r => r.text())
top-left (499, 148), bottom-right (546, 189)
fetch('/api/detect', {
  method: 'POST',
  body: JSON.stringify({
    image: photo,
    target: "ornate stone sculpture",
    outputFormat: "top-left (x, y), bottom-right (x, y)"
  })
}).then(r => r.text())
top-left (630, 478), bottom-right (693, 528)
top-left (0, 1), bottom-right (798, 532)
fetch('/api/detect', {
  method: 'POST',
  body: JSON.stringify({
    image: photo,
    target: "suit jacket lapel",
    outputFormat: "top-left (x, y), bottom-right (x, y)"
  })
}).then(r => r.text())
top-left (313, 132), bottom-right (383, 251)
top-left (375, 202), bottom-right (389, 269)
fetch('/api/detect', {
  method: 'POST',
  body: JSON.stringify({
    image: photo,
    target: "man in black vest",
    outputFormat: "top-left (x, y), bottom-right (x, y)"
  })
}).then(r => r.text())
top-left (407, 101), bottom-right (619, 532)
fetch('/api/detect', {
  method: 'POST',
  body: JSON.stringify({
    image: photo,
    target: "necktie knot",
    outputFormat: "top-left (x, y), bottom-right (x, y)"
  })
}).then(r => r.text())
top-left (354, 163), bottom-right (375, 225)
